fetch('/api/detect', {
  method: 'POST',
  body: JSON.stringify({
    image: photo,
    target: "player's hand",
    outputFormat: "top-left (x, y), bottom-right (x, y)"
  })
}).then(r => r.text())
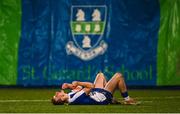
top-left (72, 81), bottom-right (79, 87)
top-left (73, 86), bottom-right (83, 92)
top-left (62, 83), bottom-right (68, 89)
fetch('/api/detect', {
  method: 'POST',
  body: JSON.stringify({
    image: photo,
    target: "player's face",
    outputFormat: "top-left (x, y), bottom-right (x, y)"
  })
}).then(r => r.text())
top-left (54, 90), bottom-right (68, 102)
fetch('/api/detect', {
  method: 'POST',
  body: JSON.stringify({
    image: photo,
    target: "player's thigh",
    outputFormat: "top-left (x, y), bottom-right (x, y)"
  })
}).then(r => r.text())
top-left (94, 73), bottom-right (105, 88)
top-left (104, 73), bottom-right (120, 93)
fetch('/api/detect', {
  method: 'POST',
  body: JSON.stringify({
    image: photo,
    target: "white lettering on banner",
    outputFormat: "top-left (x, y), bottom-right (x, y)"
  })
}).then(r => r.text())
top-left (66, 41), bottom-right (107, 61)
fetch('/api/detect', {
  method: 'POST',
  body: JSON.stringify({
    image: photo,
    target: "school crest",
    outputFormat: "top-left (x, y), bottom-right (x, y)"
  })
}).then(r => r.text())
top-left (66, 5), bottom-right (108, 61)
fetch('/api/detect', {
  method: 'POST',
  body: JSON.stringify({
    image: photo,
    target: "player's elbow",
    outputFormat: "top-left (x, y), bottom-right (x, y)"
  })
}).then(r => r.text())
top-left (89, 83), bottom-right (95, 89)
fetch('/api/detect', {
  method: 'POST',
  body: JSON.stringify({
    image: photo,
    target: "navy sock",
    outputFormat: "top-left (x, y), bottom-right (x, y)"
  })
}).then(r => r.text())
top-left (121, 91), bottom-right (129, 98)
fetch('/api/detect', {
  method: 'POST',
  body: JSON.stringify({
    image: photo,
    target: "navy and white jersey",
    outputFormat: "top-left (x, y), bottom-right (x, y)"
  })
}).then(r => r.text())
top-left (68, 88), bottom-right (113, 105)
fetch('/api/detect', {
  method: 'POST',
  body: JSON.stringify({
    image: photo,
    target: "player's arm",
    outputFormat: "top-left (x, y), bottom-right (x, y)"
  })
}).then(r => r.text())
top-left (62, 83), bottom-right (76, 90)
top-left (72, 86), bottom-right (83, 92)
top-left (72, 81), bottom-right (94, 94)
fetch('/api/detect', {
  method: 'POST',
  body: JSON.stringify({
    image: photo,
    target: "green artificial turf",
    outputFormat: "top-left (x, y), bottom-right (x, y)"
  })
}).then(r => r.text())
top-left (0, 88), bottom-right (180, 113)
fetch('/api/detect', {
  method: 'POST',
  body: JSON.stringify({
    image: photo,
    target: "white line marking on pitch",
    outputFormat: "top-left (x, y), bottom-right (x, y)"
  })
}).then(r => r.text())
top-left (0, 96), bottom-right (179, 103)
top-left (0, 99), bottom-right (153, 103)
top-left (135, 96), bottom-right (180, 99)
top-left (0, 99), bottom-right (49, 102)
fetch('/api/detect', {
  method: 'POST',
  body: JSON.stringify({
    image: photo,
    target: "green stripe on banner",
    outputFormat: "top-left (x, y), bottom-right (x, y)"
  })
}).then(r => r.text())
top-left (157, 0), bottom-right (180, 85)
top-left (0, 0), bottom-right (21, 85)
top-left (71, 22), bottom-right (104, 34)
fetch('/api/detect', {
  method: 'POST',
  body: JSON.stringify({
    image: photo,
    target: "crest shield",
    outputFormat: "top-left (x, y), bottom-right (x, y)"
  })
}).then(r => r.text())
top-left (66, 5), bottom-right (108, 61)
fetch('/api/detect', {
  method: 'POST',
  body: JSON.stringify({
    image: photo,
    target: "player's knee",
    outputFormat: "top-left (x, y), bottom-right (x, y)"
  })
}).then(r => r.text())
top-left (97, 72), bottom-right (104, 78)
top-left (115, 72), bottom-right (123, 79)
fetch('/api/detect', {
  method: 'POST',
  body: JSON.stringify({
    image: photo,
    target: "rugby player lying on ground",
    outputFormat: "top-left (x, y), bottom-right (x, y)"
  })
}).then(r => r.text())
top-left (52, 72), bottom-right (138, 105)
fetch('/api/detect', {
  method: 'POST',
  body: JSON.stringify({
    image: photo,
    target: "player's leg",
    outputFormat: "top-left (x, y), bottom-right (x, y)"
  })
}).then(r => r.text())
top-left (104, 73), bottom-right (138, 105)
top-left (94, 72), bottom-right (107, 88)
top-left (104, 72), bottom-right (127, 94)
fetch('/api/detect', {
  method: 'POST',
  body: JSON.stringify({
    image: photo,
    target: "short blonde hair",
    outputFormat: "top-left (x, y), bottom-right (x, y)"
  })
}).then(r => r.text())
top-left (51, 97), bottom-right (64, 105)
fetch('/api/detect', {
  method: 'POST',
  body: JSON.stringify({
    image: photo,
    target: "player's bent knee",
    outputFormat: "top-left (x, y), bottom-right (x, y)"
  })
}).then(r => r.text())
top-left (115, 72), bottom-right (123, 79)
top-left (97, 72), bottom-right (104, 77)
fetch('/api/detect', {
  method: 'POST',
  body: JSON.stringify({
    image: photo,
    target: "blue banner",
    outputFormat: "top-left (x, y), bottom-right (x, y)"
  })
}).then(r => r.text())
top-left (18, 0), bottom-right (160, 86)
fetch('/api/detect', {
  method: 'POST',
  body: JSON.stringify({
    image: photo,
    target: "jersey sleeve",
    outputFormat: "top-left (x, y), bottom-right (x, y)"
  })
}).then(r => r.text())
top-left (68, 90), bottom-right (85, 103)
